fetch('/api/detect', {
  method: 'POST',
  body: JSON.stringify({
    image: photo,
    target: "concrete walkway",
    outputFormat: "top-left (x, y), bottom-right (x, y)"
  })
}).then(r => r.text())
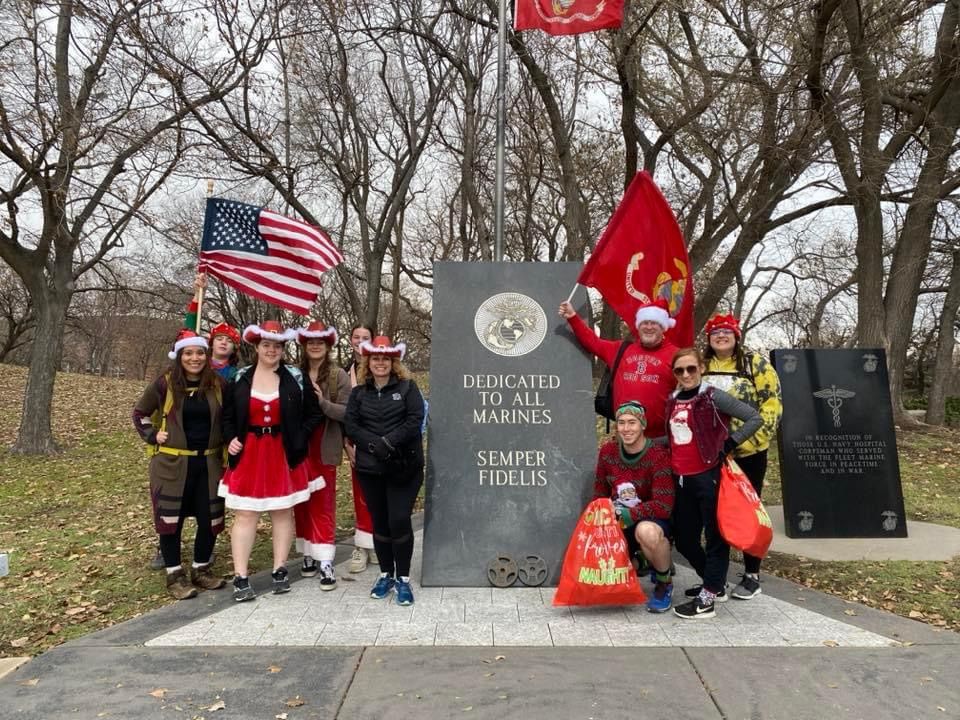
top-left (2, 526), bottom-right (959, 719)
top-left (767, 505), bottom-right (960, 561)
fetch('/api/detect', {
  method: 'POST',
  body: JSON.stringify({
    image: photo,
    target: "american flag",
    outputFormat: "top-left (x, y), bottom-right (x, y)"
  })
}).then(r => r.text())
top-left (198, 198), bottom-right (344, 315)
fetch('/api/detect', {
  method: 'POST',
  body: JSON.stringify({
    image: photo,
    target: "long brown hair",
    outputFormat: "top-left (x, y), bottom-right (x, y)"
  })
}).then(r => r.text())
top-left (167, 348), bottom-right (219, 402)
top-left (299, 338), bottom-right (333, 384)
top-left (355, 355), bottom-right (411, 385)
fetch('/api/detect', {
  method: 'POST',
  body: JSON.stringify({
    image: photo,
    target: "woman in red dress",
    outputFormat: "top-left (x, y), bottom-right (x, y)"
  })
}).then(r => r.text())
top-left (219, 321), bottom-right (322, 601)
top-left (293, 321), bottom-right (351, 589)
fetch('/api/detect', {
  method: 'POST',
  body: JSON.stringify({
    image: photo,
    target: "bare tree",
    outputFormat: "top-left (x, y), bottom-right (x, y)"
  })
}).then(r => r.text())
top-left (0, 0), bottom-right (278, 453)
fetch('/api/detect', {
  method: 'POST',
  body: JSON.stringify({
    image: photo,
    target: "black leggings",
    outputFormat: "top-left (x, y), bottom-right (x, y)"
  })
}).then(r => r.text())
top-left (159, 456), bottom-right (215, 568)
top-left (356, 469), bottom-right (423, 578)
top-left (734, 450), bottom-right (768, 574)
top-left (673, 464), bottom-right (729, 594)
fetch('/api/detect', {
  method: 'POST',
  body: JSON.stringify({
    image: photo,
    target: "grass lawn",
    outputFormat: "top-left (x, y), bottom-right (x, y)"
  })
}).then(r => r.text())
top-left (1, 364), bottom-right (957, 656)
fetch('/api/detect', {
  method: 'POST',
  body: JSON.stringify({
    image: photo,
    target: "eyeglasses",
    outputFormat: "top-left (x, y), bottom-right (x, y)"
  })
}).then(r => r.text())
top-left (673, 364), bottom-right (700, 377)
top-left (709, 329), bottom-right (735, 337)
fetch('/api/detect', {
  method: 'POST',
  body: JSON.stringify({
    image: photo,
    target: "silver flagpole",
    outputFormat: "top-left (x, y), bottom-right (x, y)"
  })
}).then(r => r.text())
top-left (494, 0), bottom-right (507, 261)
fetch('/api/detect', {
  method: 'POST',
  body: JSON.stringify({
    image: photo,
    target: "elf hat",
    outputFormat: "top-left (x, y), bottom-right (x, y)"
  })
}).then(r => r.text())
top-left (208, 322), bottom-right (241, 347)
top-left (704, 313), bottom-right (741, 339)
top-left (359, 335), bottom-right (406, 360)
top-left (297, 320), bottom-right (338, 346)
top-left (242, 320), bottom-right (296, 345)
top-left (635, 299), bottom-right (676, 330)
top-left (168, 329), bottom-right (209, 360)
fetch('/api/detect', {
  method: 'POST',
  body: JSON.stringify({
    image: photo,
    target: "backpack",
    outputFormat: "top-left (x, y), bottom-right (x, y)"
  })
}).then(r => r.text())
top-left (397, 379), bottom-right (429, 435)
top-left (594, 341), bottom-right (631, 421)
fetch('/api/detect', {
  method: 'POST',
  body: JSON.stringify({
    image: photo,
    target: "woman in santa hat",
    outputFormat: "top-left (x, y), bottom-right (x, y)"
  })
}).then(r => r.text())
top-left (133, 329), bottom-right (228, 600)
top-left (219, 321), bottom-right (323, 601)
top-left (702, 313), bottom-right (782, 600)
top-left (293, 321), bottom-right (351, 590)
top-left (344, 335), bottom-right (425, 606)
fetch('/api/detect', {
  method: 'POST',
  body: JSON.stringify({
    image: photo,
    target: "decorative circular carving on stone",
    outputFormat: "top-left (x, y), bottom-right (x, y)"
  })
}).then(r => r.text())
top-left (474, 292), bottom-right (548, 357)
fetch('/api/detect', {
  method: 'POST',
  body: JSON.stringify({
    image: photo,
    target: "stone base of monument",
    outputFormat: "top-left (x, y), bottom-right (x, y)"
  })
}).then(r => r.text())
top-left (421, 262), bottom-right (597, 586)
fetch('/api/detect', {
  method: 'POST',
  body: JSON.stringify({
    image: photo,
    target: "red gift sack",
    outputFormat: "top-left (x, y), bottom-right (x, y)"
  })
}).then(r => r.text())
top-left (552, 498), bottom-right (647, 607)
top-left (717, 458), bottom-right (773, 559)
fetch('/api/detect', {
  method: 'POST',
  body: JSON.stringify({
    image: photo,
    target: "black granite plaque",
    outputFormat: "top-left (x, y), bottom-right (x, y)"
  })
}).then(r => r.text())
top-left (772, 348), bottom-right (907, 538)
top-left (421, 262), bottom-right (597, 586)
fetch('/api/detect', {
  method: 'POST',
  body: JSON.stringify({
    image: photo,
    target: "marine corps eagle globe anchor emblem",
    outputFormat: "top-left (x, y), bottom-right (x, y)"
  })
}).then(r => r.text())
top-left (474, 293), bottom-right (548, 357)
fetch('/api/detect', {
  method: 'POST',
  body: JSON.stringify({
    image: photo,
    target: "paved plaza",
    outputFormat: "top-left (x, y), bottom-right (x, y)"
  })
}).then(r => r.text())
top-left (147, 531), bottom-right (896, 649)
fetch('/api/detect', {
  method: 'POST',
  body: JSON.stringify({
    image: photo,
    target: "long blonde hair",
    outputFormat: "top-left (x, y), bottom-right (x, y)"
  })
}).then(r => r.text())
top-left (355, 355), bottom-right (411, 385)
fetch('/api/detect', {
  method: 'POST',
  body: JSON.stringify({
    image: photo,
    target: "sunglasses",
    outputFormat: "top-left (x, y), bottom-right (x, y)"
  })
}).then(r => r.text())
top-left (673, 364), bottom-right (700, 377)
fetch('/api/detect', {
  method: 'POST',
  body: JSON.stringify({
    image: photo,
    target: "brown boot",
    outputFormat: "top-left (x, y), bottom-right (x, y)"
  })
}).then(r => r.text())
top-left (191, 564), bottom-right (226, 590)
top-left (166, 568), bottom-right (198, 600)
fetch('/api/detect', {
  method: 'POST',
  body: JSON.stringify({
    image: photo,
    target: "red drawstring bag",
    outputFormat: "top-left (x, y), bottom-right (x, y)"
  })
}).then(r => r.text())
top-left (552, 498), bottom-right (647, 607)
top-left (717, 458), bottom-right (773, 558)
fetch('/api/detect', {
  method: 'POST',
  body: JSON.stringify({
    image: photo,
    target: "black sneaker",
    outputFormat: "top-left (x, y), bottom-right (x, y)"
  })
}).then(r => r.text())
top-left (301, 557), bottom-right (318, 578)
top-left (673, 595), bottom-right (715, 619)
top-left (233, 575), bottom-right (256, 602)
top-left (731, 574), bottom-right (761, 600)
top-left (684, 584), bottom-right (728, 602)
top-left (271, 566), bottom-right (291, 594)
top-left (318, 562), bottom-right (337, 591)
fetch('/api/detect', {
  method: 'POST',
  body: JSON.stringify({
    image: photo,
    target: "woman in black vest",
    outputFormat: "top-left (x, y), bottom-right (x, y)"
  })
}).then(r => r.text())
top-left (345, 335), bottom-right (425, 606)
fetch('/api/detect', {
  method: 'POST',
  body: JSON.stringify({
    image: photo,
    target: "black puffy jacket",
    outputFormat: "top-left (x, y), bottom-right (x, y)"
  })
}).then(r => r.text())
top-left (345, 375), bottom-right (424, 475)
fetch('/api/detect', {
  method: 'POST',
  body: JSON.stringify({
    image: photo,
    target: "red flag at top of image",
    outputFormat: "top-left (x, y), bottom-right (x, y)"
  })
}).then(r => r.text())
top-left (514, 0), bottom-right (624, 36)
top-left (578, 172), bottom-right (694, 346)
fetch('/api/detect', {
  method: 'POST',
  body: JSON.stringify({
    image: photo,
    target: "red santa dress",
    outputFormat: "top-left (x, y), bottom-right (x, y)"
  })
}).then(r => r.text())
top-left (218, 390), bottom-right (313, 511)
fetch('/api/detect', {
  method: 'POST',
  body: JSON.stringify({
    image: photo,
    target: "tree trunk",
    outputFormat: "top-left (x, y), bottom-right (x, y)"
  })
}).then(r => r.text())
top-left (927, 249), bottom-right (960, 425)
top-left (12, 289), bottom-right (69, 454)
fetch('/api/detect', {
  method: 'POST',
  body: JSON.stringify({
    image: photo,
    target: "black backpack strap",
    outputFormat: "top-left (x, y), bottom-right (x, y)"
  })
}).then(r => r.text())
top-left (610, 340), bottom-right (630, 377)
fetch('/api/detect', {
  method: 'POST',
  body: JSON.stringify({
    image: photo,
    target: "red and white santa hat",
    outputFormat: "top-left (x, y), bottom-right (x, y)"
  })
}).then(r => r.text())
top-left (635, 299), bottom-right (676, 330)
top-left (297, 320), bottom-right (338, 346)
top-left (168, 329), bottom-right (209, 359)
top-left (242, 320), bottom-right (296, 344)
top-left (704, 313), bottom-right (741, 339)
top-left (359, 335), bottom-right (406, 360)
top-left (208, 322), bottom-right (241, 347)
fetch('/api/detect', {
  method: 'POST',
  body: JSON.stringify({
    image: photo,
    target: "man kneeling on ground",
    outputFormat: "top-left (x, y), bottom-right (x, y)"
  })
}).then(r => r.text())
top-left (594, 401), bottom-right (675, 613)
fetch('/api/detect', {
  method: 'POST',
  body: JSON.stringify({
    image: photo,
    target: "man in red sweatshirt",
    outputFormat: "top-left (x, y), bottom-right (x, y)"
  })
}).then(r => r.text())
top-left (558, 298), bottom-right (678, 439)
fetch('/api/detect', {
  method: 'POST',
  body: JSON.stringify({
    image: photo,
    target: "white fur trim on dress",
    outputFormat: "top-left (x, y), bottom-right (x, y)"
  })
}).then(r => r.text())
top-left (168, 335), bottom-right (208, 359)
top-left (359, 339), bottom-right (406, 359)
top-left (242, 324), bottom-right (297, 344)
top-left (217, 482), bottom-right (311, 511)
top-left (635, 305), bottom-right (676, 330)
top-left (354, 529), bottom-right (374, 550)
top-left (294, 538), bottom-right (336, 563)
top-left (297, 326), bottom-right (338, 345)
top-left (307, 475), bottom-right (327, 493)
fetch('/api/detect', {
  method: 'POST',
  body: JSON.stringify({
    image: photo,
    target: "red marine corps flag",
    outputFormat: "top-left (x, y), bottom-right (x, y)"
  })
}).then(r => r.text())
top-left (577, 172), bottom-right (694, 346)
top-left (514, 0), bottom-right (625, 36)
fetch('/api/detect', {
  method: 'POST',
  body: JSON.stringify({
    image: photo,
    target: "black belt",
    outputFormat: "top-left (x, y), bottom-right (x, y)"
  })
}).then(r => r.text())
top-left (249, 424), bottom-right (282, 437)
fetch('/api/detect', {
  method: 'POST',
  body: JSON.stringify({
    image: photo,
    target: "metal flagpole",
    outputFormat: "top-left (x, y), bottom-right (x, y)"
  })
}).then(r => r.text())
top-left (494, 0), bottom-right (507, 262)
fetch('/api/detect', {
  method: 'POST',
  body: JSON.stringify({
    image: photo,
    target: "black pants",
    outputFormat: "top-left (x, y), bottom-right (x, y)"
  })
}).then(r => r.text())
top-left (735, 450), bottom-right (768, 574)
top-left (673, 465), bottom-right (729, 594)
top-left (357, 469), bottom-right (423, 578)
top-left (159, 456), bottom-right (215, 568)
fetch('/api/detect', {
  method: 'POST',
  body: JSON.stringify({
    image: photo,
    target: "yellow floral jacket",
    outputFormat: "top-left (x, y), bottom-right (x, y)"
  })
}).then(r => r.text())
top-left (703, 352), bottom-right (782, 457)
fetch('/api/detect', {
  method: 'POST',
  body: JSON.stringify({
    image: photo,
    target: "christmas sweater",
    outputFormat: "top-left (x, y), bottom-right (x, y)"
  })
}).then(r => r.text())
top-left (703, 351), bottom-right (782, 457)
top-left (593, 439), bottom-right (674, 523)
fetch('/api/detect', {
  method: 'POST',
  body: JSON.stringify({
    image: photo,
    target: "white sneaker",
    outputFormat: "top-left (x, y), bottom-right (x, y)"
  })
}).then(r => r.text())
top-left (348, 547), bottom-right (368, 574)
top-left (319, 562), bottom-right (337, 590)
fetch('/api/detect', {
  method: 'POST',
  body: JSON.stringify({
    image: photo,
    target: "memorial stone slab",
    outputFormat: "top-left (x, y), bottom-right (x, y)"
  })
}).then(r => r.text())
top-left (422, 262), bottom-right (597, 586)
top-left (772, 348), bottom-right (907, 538)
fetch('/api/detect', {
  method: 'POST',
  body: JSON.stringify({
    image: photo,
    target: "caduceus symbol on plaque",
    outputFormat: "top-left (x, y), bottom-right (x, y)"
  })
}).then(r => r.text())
top-left (813, 385), bottom-right (856, 427)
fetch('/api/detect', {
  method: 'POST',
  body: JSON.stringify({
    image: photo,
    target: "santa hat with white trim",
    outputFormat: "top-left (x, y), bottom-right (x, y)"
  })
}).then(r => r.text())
top-left (297, 320), bottom-right (338, 346)
top-left (635, 299), bottom-right (676, 330)
top-left (242, 320), bottom-right (296, 344)
top-left (359, 335), bottom-right (406, 360)
top-left (168, 329), bottom-right (209, 360)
